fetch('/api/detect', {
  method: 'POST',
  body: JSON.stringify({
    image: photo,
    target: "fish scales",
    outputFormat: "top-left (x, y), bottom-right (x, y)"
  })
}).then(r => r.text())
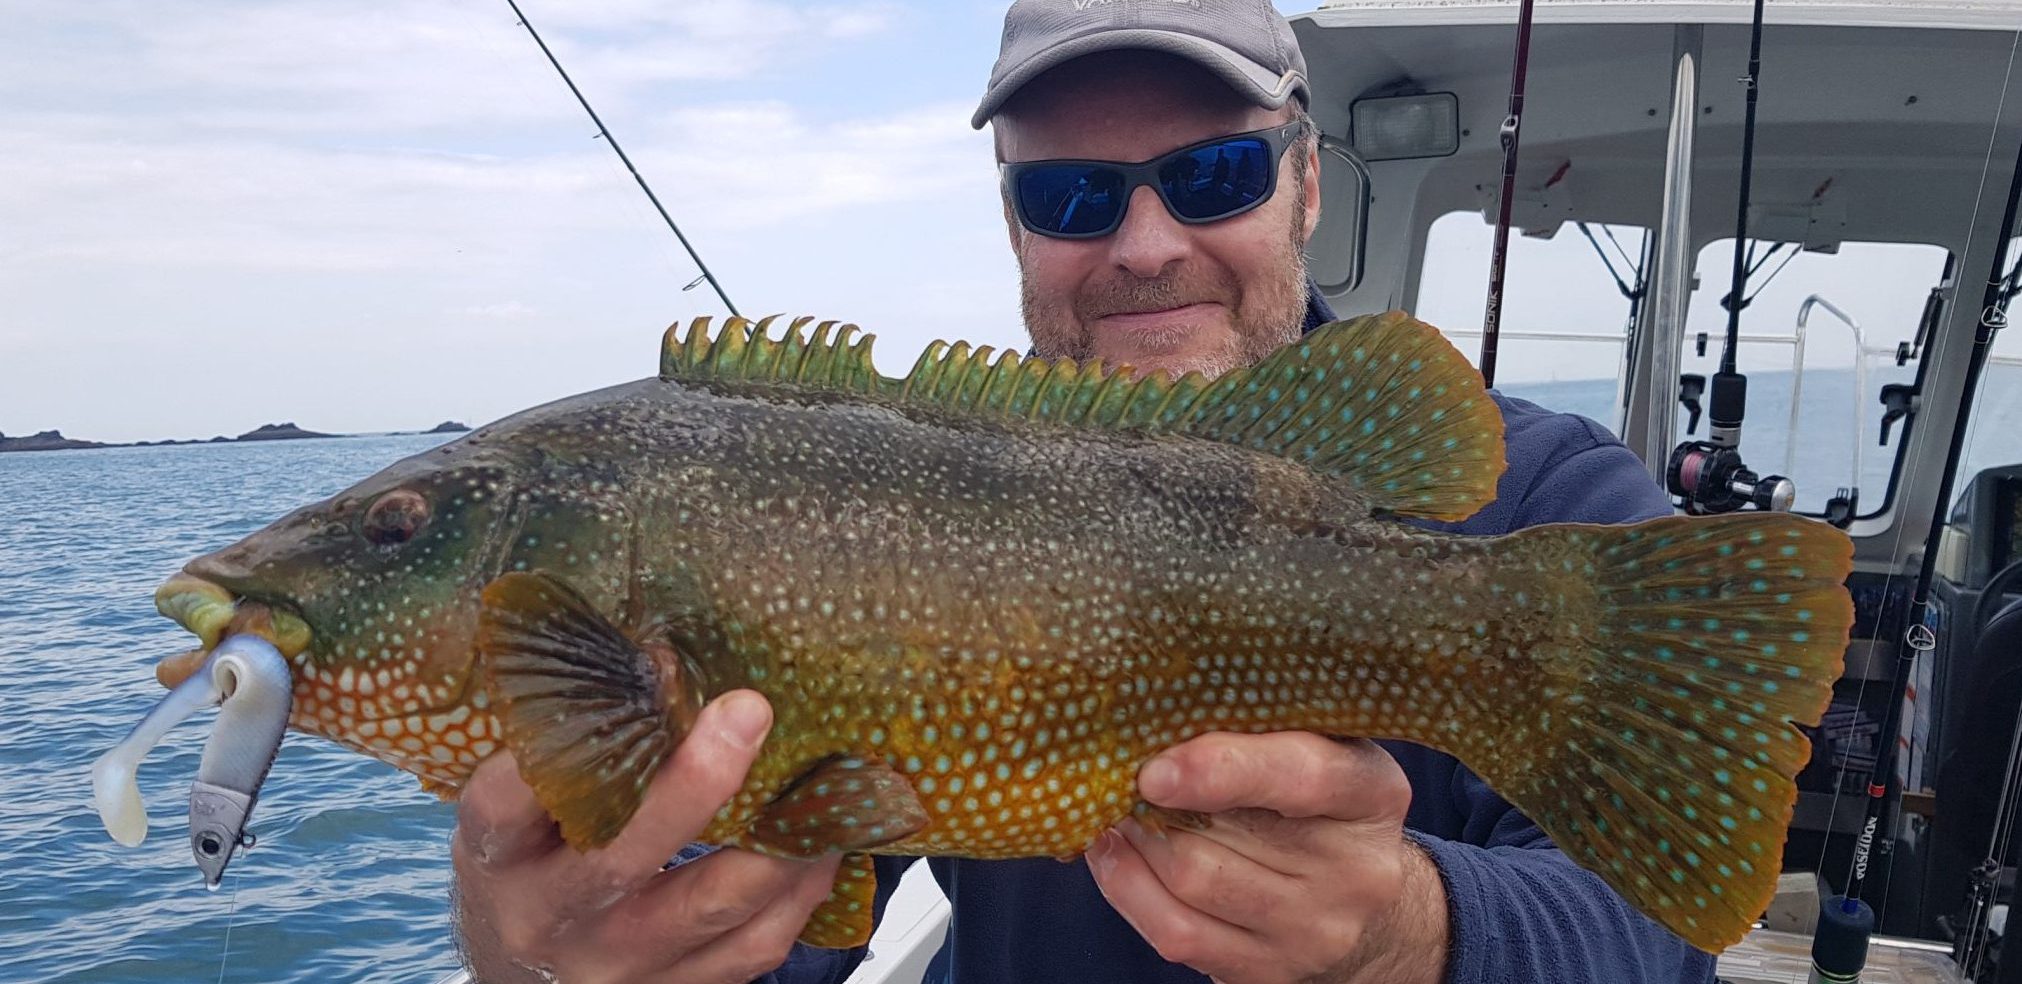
top-left (148, 312), bottom-right (1856, 953)
top-left (543, 379), bottom-right (1506, 858)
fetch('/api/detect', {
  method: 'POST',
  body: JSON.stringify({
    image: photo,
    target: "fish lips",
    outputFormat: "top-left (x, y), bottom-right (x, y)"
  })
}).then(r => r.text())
top-left (153, 571), bottom-right (312, 688)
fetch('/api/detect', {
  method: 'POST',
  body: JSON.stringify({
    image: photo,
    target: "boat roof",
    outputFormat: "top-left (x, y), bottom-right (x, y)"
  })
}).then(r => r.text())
top-left (1301, 0), bottom-right (2022, 31)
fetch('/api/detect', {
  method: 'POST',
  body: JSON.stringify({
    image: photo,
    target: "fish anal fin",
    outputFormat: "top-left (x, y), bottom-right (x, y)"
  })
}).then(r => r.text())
top-left (797, 853), bottom-right (878, 949)
top-left (476, 570), bottom-right (697, 851)
top-left (747, 754), bottom-right (928, 858)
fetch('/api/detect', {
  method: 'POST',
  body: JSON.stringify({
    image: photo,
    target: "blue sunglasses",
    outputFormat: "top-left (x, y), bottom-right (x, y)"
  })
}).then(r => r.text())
top-left (1001, 122), bottom-right (1309, 239)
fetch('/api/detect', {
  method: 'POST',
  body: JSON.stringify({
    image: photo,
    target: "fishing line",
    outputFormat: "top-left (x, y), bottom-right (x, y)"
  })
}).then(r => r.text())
top-left (215, 864), bottom-right (241, 984)
top-left (1802, 24), bottom-right (2022, 981)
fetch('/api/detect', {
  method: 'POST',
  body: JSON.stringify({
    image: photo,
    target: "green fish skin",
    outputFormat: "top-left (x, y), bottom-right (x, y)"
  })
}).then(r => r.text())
top-left (159, 312), bottom-right (1854, 954)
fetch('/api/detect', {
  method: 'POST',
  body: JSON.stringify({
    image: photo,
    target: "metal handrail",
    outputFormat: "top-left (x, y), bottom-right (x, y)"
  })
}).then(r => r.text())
top-left (1794, 294), bottom-right (1867, 490)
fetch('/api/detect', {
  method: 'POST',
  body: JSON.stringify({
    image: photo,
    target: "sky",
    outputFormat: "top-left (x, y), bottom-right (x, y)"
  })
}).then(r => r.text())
top-left (0, 0), bottom-right (1053, 442)
top-left (3, 0), bottom-right (2016, 445)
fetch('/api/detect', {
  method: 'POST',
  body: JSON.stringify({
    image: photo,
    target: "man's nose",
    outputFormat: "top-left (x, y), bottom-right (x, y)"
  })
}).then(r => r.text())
top-left (1106, 185), bottom-right (1190, 279)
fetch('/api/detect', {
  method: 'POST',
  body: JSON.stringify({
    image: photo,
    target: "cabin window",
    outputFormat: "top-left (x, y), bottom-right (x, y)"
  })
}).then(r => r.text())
top-left (1412, 210), bottom-right (1647, 433)
top-left (1958, 257), bottom-right (2022, 511)
top-left (1680, 239), bottom-right (1949, 518)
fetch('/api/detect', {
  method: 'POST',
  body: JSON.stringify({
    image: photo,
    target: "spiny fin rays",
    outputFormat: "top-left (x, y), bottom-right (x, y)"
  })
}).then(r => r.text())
top-left (659, 311), bottom-right (1505, 521)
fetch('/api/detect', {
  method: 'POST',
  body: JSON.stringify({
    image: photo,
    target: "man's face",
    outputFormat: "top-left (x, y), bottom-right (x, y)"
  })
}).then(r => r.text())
top-left (995, 51), bottom-right (1322, 381)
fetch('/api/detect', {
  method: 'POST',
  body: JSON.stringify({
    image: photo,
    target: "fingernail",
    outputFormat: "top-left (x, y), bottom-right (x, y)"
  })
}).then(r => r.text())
top-left (1086, 832), bottom-right (1116, 878)
top-left (716, 691), bottom-right (772, 750)
top-left (1138, 757), bottom-right (1179, 801)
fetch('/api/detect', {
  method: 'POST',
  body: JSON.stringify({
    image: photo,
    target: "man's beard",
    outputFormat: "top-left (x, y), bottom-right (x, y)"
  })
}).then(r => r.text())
top-left (1019, 190), bottom-right (1312, 381)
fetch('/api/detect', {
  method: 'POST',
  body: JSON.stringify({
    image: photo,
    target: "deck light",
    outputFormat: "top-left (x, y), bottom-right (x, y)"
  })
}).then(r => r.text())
top-left (1349, 92), bottom-right (1460, 161)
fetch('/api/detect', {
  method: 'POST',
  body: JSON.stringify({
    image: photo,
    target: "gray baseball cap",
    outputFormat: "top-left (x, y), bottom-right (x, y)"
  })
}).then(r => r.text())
top-left (972, 0), bottom-right (1311, 130)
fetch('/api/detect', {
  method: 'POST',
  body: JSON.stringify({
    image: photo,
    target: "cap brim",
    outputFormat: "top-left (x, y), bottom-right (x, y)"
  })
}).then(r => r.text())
top-left (970, 29), bottom-right (1306, 130)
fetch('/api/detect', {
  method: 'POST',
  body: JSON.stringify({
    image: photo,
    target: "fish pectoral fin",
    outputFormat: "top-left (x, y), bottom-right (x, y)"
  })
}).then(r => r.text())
top-left (798, 852), bottom-right (878, 949)
top-left (1132, 802), bottom-right (1211, 836)
top-left (476, 571), bottom-right (694, 851)
top-left (747, 754), bottom-right (928, 858)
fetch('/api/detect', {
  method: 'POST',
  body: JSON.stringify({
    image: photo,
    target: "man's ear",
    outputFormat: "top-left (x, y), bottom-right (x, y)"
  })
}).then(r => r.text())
top-left (1299, 141), bottom-right (1323, 242)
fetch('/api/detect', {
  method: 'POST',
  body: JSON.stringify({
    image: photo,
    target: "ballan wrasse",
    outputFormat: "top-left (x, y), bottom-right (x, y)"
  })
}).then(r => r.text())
top-left (140, 312), bottom-right (1854, 952)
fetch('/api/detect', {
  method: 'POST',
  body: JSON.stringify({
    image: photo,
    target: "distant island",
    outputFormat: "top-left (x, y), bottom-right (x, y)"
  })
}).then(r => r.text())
top-left (0, 430), bottom-right (111, 453)
top-left (0, 420), bottom-right (470, 454)
top-left (233, 422), bottom-right (338, 442)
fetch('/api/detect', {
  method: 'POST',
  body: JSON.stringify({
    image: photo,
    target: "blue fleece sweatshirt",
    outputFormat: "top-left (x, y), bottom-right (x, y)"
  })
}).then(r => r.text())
top-left (747, 288), bottom-right (1715, 984)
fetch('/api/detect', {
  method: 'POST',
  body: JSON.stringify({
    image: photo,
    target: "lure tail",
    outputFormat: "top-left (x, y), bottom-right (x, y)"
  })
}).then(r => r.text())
top-left (1473, 513), bottom-right (1853, 952)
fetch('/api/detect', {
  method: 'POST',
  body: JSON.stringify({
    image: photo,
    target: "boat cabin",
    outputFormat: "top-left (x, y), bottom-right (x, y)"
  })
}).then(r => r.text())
top-left (1287, 2), bottom-right (2022, 980)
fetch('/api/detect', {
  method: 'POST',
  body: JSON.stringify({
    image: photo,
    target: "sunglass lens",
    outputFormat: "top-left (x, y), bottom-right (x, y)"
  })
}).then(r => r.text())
top-left (1160, 137), bottom-right (1274, 221)
top-left (1014, 165), bottom-right (1126, 236)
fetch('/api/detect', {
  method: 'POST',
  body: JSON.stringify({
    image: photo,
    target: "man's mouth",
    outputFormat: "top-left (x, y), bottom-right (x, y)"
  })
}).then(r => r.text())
top-left (1095, 301), bottom-right (1218, 330)
top-left (153, 573), bottom-right (311, 687)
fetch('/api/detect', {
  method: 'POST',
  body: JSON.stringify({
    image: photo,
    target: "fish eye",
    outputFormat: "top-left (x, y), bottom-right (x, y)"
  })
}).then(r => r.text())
top-left (362, 489), bottom-right (430, 547)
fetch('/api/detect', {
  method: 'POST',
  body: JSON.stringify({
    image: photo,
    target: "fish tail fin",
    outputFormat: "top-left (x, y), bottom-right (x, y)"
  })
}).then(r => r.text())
top-left (1479, 513), bottom-right (1853, 952)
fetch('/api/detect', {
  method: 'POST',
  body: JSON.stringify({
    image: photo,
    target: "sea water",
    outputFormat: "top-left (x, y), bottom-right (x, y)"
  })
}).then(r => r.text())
top-left (0, 434), bottom-right (462, 984)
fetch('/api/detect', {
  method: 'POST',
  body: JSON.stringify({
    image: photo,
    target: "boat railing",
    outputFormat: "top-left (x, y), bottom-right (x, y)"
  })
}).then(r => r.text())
top-left (1794, 294), bottom-right (1869, 494)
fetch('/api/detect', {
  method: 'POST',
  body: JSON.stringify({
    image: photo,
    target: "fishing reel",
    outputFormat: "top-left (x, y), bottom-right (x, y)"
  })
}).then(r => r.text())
top-left (1667, 441), bottom-right (1796, 515)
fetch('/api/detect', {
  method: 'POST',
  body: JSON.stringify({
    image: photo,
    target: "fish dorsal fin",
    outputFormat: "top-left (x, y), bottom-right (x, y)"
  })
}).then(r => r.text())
top-left (1179, 310), bottom-right (1506, 520)
top-left (658, 311), bottom-right (1504, 520)
top-left (661, 315), bottom-right (882, 395)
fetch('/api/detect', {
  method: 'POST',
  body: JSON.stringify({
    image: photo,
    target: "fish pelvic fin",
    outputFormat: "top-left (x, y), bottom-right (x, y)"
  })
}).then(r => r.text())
top-left (798, 852), bottom-right (878, 949)
top-left (475, 571), bottom-right (701, 851)
top-left (1481, 514), bottom-right (1854, 952)
top-left (660, 311), bottom-right (1503, 521)
top-left (745, 754), bottom-right (928, 858)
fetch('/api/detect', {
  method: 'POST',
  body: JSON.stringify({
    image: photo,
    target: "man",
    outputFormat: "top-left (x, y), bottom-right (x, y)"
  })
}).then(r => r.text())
top-left (451, 2), bottom-right (1717, 982)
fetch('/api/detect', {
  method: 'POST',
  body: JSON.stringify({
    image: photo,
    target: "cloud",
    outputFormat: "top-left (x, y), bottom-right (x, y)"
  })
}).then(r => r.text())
top-left (0, 1), bottom-right (1023, 445)
top-left (0, 0), bottom-right (901, 135)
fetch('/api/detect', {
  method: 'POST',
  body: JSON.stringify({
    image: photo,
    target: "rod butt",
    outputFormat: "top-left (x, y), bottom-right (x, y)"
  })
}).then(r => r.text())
top-left (1808, 895), bottom-right (1875, 984)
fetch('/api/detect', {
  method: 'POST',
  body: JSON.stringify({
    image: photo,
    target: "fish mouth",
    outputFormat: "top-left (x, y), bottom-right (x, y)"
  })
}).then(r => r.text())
top-left (153, 573), bottom-right (312, 688)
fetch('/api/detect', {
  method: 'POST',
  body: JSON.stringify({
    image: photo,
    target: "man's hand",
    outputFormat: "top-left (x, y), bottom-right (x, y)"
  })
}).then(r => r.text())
top-left (451, 690), bottom-right (842, 984)
top-left (1085, 733), bottom-right (1449, 984)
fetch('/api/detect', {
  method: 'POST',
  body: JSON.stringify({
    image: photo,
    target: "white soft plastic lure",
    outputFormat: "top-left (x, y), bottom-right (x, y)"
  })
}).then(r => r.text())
top-left (91, 635), bottom-right (292, 887)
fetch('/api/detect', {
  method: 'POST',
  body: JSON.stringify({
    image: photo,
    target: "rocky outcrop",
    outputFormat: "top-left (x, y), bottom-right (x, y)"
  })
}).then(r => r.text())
top-left (0, 430), bottom-right (109, 452)
top-left (233, 422), bottom-right (337, 442)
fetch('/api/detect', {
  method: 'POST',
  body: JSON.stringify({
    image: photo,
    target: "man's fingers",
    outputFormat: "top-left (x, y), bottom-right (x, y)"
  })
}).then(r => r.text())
top-left (456, 752), bottom-right (563, 870)
top-left (644, 854), bottom-right (845, 984)
top-left (1116, 818), bottom-right (1295, 918)
top-left (1137, 733), bottom-right (1409, 821)
top-left (557, 690), bottom-right (775, 886)
top-left (1086, 830), bottom-right (1266, 980)
top-left (627, 848), bottom-right (830, 948)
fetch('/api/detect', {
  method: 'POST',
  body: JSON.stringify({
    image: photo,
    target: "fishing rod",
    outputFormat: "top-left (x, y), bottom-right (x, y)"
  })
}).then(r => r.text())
top-left (1808, 107), bottom-right (2022, 984)
top-left (502, 0), bottom-right (743, 317)
top-left (1478, 0), bottom-right (1537, 389)
top-left (1664, 0), bottom-right (1795, 516)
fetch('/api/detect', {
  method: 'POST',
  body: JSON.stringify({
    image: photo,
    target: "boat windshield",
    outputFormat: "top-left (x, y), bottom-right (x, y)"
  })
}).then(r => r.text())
top-left (1411, 211), bottom-right (2006, 518)
top-left (1676, 237), bottom-right (1947, 518)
